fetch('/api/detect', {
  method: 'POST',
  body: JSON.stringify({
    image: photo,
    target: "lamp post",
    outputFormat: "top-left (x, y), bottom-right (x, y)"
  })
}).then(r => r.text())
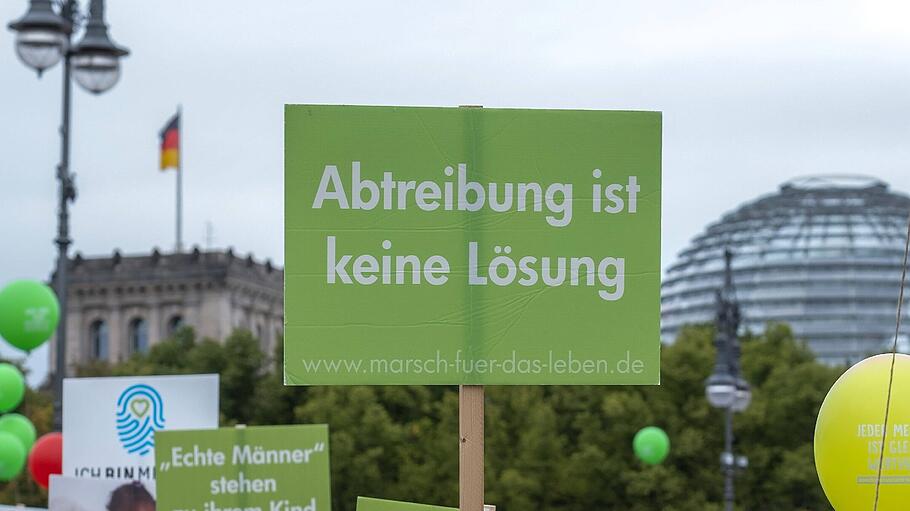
top-left (9, 0), bottom-right (129, 430)
top-left (705, 249), bottom-right (751, 511)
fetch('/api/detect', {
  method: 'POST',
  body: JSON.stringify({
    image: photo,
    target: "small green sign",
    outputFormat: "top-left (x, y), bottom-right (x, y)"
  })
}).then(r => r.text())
top-left (357, 497), bottom-right (455, 511)
top-left (285, 105), bottom-right (662, 385)
top-left (155, 425), bottom-right (331, 511)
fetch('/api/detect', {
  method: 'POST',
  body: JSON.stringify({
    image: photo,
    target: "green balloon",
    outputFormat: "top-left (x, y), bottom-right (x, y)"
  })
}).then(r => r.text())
top-left (633, 426), bottom-right (670, 465)
top-left (0, 414), bottom-right (35, 452)
top-left (0, 431), bottom-right (26, 481)
top-left (0, 364), bottom-right (25, 413)
top-left (0, 280), bottom-right (60, 352)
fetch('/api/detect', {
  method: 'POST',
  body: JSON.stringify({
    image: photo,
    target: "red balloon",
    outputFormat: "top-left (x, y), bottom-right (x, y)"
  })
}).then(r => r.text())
top-left (28, 432), bottom-right (62, 489)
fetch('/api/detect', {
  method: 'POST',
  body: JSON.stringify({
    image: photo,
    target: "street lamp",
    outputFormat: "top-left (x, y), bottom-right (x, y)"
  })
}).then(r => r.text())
top-left (8, 0), bottom-right (129, 430)
top-left (70, 0), bottom-right (128, 94)
top-left (705, 372), bottom-right (737, 408)
top-left (731, 377), bottom-right (752, 413)
top-left (705, 249), bottom-right (751, 511)
top-left (8, 0), bottom-right (70, 75)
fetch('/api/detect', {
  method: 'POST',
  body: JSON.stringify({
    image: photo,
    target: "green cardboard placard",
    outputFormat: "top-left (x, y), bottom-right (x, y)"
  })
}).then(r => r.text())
top-left (285, 105), bottom-right (662, 385)
top-left (155, 425), bottom-right (330, 511)
top-left (356, 497), bottom-right (455, 511)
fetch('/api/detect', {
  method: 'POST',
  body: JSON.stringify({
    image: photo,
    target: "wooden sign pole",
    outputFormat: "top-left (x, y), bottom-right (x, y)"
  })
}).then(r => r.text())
top-left (459, 104), bottom-right (484, 511)
top-left (459, 384), bottom-right (484, 511)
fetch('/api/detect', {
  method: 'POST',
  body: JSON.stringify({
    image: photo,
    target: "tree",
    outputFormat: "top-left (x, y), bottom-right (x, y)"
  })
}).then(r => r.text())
top-left (1, 324), bottom-right (845, 510)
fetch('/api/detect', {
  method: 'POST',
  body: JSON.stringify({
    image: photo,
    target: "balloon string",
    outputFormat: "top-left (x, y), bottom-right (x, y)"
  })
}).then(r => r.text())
top-left (874, 212), bottom-right (910, 511)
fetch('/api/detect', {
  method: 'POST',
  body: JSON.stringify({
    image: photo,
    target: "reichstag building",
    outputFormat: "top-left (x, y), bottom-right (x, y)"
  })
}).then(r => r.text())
top-left (48, 248), bottom-right (283, 374)
top-left (661, 175), bottom-right (910, 365)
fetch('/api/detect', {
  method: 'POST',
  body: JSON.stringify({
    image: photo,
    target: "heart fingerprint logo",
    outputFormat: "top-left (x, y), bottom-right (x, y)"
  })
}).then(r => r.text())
top-left (130, 398), bottom-right (150, 418)
top-left (116, 384), bottom-right (165, 456)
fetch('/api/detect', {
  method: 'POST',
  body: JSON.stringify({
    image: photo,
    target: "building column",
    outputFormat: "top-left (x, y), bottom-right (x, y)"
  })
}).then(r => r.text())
top-left (220, 291), bottom-right (233, 340)
top-left (64, 307), bottom-right (83, 375)
top-left (109, 306), bottom-right (123, 362)
top-left (148, 301), bottom-right (162, 347)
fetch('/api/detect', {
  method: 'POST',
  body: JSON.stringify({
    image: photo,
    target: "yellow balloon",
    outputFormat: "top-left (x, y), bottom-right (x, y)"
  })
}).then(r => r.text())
top-left (815, 353), bottom-right (910, 510)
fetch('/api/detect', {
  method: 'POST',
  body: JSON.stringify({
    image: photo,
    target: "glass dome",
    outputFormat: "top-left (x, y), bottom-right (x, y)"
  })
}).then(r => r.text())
top-left (661, 175), bottom-right (910, 365)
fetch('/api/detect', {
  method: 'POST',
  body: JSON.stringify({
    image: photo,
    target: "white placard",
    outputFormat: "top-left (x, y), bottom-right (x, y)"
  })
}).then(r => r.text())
top-left (63, 374), bottom-right (218, 480)
top-left (49, 475), bottom-right (156, 511)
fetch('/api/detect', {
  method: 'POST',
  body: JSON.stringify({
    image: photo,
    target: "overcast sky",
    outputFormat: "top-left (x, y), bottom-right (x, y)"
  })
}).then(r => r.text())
top-left (2, 0), bottom-right (910, 384)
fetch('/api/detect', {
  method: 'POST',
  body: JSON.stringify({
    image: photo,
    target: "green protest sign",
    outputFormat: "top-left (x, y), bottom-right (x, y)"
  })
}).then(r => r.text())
top-left (285, 105), bottom-right (662, 385)
top-left (356, 497), bottom-right (455, 511)
top-left (155, 425), bottom-right (330, 511)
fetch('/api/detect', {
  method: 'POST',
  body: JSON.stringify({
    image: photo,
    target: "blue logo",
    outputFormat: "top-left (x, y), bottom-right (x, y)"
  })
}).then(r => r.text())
top-left (116, 384), bottom-right (165, 456)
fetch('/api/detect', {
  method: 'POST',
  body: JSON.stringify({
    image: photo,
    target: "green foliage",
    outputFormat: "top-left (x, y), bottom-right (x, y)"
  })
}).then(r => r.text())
top-left (1, 323), bottom-right (845, 510)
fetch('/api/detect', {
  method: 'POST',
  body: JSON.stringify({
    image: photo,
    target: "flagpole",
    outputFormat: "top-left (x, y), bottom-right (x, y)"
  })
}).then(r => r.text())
top-left (176, 104), bottom-right (183, 253)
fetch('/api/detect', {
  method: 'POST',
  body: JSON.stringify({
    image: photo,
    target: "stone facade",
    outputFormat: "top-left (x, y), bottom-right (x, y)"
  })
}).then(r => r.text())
top-left (48, 248), bottom-right (283, 374)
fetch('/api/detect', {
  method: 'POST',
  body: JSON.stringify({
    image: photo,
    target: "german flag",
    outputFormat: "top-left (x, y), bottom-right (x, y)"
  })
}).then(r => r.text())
top-left (159, 113), bottom-right (180, 170)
